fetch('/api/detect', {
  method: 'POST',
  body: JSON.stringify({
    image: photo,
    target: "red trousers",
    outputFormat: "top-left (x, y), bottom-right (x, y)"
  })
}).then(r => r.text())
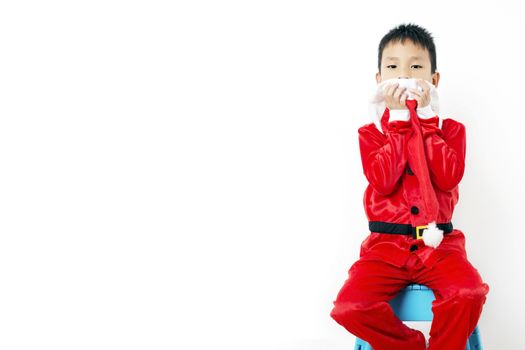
top-left (330, 230), bottom-right (489, 350)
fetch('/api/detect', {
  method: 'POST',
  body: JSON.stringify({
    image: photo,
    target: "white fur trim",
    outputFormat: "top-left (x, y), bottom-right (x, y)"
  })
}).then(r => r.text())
top-left (416, 104), bottom-right (436, 119)
top-left (388, 109), bottom-right (410, 122)
top-left (422, 221), bottom-right (444, 248)
top-left (368, 78), bottom-right (440, 134)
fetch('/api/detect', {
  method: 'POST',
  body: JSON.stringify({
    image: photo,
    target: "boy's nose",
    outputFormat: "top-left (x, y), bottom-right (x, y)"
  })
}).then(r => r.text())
top-left (398, 69), bottom-right (410, 79)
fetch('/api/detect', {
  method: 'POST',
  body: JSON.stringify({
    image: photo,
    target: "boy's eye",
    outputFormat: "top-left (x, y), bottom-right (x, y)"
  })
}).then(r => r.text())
top-left (411, 65), bottom-right (423, 69)
top-left (386, 65), bottom-right (397, 69)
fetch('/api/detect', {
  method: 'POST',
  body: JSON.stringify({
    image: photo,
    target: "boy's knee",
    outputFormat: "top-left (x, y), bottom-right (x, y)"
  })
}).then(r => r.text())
top-left (330, 302), bottom-right (356, 325)
top-left (330, 300), bottom-right (379, 323)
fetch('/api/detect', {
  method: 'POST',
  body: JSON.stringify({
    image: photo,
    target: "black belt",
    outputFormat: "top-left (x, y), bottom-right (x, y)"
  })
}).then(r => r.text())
top-left (369, 221), bottom-right (453, 240)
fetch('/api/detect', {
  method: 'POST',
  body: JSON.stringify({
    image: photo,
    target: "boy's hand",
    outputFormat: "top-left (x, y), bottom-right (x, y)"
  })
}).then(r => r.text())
top-left (407, 79), bottom-right (430, 108)
top-left (384, 83), bottom-right (408, 110)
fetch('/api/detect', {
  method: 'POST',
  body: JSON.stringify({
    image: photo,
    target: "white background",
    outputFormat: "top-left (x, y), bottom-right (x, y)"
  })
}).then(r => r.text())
top-left (1, 1), bottom-right (523, 349)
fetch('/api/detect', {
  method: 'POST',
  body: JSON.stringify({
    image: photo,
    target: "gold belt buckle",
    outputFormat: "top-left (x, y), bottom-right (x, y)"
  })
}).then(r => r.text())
top-left (415, 225), bottom-right (428, 240)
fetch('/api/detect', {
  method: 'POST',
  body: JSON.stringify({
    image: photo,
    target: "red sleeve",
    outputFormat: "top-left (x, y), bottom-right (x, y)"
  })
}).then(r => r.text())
top-left (418, 116), bottom-right (466, 191)
top-left (358, 109), bottom-right (413, 195)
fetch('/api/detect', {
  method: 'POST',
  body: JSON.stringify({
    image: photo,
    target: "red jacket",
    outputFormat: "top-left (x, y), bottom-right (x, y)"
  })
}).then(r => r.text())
top-left (358, 107), bottom-right (467, 268)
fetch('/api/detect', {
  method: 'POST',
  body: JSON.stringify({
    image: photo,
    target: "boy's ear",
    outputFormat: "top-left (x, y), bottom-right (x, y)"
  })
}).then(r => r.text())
top-left (376, 72), bottom-right (382, 84)
top-left (432, 72), bottom-right (440, 87)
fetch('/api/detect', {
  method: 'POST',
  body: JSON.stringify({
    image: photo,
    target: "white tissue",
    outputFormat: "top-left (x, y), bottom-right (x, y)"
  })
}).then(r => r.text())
top-left (382, 78), bottom-right (423, 100)
top-left (368, 78), bottom-right (440, 134)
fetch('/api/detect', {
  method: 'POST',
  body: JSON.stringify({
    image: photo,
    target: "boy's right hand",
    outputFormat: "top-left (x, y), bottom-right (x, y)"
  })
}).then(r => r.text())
top-left (383, 83), bottom-right (408, 110)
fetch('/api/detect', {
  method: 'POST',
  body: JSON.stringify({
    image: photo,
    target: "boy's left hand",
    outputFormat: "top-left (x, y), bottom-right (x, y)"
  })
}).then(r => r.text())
top-left (408, 79), bottom-right (430, 108)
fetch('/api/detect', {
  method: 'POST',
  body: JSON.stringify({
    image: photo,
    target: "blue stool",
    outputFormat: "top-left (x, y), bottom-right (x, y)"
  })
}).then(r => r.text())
top-left (354, 284), bottom-right (483, 350)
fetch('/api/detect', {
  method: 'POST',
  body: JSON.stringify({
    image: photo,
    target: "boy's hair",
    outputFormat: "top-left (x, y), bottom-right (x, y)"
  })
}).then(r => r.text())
top-left (378, 23), bottom-right (437, 74)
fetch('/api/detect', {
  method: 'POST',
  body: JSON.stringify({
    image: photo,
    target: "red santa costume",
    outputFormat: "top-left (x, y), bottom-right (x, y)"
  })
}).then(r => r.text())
top-left (330, 79), bottom-right (490, 350)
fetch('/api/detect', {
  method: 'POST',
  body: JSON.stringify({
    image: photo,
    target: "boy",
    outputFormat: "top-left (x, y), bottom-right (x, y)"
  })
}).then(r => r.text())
top-left (329, 23), bottom-right (490, 350)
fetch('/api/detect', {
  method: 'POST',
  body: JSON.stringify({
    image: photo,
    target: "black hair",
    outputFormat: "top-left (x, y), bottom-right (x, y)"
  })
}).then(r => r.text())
top-left (378, 23), bottom-right (437, 74)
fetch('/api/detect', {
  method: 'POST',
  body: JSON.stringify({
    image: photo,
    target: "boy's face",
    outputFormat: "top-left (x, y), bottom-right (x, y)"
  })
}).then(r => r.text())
top-left (376, 39), bottom-right (440, 87)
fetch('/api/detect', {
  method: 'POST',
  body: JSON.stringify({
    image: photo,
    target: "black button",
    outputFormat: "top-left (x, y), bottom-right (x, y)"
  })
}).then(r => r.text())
top-left (410, 244), bottom-right (418, 252)
top-left (407, 166), bottom-right (414, 175)
top-left (410, 206), bottom-right (419, 214)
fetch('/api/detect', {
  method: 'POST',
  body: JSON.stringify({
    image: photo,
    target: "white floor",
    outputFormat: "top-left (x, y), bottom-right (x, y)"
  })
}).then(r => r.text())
top-left (284, 322), bottom-right (432, 350)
